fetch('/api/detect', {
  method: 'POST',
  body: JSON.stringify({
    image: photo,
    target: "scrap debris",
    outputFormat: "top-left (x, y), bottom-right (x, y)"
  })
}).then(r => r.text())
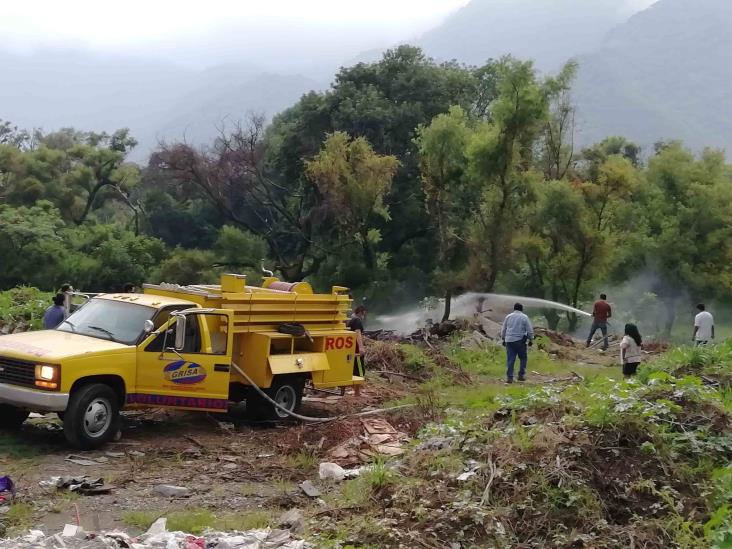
top-left (327, 418), bottom-right (408, 465)
top-left (0, 519), bottom-right (310, 548)
top-left (38, 476), bottom-right (112, 496)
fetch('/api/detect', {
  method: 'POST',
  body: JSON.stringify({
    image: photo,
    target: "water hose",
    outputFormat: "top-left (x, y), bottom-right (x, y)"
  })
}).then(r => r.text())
top-left (229, 361), bottom-right (412, 423)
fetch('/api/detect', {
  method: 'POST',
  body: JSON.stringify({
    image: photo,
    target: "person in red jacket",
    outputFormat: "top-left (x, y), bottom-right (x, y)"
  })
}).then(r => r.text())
top-left (586, 293), bottom-right (612, 351)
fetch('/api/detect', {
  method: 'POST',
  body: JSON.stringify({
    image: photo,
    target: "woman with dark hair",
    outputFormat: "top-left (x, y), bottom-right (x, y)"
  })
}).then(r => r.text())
top-left (620, 323), bottom-right (643, 378)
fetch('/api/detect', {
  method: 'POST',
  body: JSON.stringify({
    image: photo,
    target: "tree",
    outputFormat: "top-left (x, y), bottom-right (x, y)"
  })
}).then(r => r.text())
top-left (267, 46), bottom-right (481, 297)
top-left (539, 61), bottom-right (579, 180)
top-left (465, 57), bottom-right (551, 292)
top-left (0, 128), bottom-right (141, 226)
top-left (305, 132), bottom-right (399, 273)
top-left (415, 106), bottom-right (473, 320)
top-left (150, 117), bottom-right (322, 281)
top-left (641, 144), bottom-right (732, 335)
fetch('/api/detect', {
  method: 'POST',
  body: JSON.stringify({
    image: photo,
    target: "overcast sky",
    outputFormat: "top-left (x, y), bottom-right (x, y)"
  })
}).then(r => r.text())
top-left (0, 0), bottom-right (657, 70)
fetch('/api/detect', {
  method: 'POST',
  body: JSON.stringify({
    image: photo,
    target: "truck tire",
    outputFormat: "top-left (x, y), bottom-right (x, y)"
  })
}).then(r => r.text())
top-left (63, 383), bottom-right (120, 449)
top-left (0, 404), bottom-right (29, 430)
top-left (249, 375), bottom-right (305, 420)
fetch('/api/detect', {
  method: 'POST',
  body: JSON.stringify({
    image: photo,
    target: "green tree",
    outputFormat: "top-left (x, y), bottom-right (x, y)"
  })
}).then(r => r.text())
top-left (465, 58), bottom-right (551, 292)
top-left (305, 132), bottom-right (399, 273)
top-left (641, 144), bottom-right (732, 334)
top-left (415, 106), bottom-right (473, 320)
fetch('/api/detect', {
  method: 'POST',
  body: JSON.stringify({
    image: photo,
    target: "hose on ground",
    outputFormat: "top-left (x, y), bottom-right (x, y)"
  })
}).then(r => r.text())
top-left (229, 361), bottom-right (413, 423)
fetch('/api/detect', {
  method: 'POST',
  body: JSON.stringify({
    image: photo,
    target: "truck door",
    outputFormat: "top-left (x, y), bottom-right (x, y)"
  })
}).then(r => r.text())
top-left (134, 310), bottom-right (234, 412)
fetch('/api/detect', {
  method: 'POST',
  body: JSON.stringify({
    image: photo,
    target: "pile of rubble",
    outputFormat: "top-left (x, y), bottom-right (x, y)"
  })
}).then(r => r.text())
top-left (0, 519), bottom-right (309, 549)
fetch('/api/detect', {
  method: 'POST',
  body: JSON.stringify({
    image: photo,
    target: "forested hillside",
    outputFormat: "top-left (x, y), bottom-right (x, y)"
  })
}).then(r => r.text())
top-left (2, 46), bottom-right (731, 335)
top-left (574, 0), bottom-right (732, 151)
top-left (417, 0), bottom-right (645, 70)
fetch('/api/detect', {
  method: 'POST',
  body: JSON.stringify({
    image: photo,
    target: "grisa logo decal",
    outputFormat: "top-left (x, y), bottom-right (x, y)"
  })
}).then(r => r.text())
top-left (163, 361), bottom-right (207, 385)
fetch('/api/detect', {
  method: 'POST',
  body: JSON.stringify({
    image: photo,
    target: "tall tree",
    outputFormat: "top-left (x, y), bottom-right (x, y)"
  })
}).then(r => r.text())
top-left (641, 144), bottom-right (732, 335)
top-left (305, 132), bottom-right (399, 273)
top-left (415, 106), bottom-right (473, 320)
top-left (465, 57), bottom-right (551, 292)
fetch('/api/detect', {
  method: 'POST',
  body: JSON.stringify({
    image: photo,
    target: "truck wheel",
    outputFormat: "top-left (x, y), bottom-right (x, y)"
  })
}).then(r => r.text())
top-left (0, 404), bottom-right (29, 430)
top-left (63, 383), bottom-right (120, 449)
top-left (250, 375), bottom-right (304, 420)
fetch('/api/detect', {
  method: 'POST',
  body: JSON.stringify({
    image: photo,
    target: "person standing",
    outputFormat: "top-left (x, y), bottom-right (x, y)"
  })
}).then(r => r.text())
top-left (586, 293), bottom-right (612, 351)
top-left (43, 294), bottom-right (66, 329)
top-left (620, 323), bottom-right (643, 378)
top-left (345, 305), bottom-right (367, 397)
top-left (693, 304), bottom-right (714, 345)
top-left (501, 303), bottom-right (534, 384)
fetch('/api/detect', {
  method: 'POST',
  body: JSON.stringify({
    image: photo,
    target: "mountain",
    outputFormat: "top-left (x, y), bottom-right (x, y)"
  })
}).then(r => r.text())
top-left (0, 50), bottom-right (323, 160)
top-left (417, 0), bottom-right (645, 71)
top-left (573, 0), bottom-right (732, 152)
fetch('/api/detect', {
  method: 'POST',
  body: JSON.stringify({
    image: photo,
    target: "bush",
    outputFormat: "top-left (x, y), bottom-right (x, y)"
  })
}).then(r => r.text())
top-left (0, 287), bottom-right (51, 331)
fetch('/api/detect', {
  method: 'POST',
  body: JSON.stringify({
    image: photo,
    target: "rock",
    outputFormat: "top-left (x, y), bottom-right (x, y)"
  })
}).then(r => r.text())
top-left (277, 508), bottom-right (304, 533)
top-left (299, 480), bottom-right (321, 497)
top-left (145, 517), bottom-right (168, 536)
top-left (418, 437), bottom-right (454, 451)
top-left (318, 462), bottom-right (346, 482)
top-left (456, 471), bottom-right (476, 482)
top-left (153, 484), bottom-right (190, 498)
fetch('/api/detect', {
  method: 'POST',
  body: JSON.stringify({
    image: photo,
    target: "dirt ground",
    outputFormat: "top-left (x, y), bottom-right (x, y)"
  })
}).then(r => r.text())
top-left (0, 332), bottom-right (632, 539)
top-left (0, 377), bottom-right (417, 536)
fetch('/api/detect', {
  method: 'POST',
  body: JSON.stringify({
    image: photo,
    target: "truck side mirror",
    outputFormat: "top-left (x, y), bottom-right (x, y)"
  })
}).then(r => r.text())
top-left (174, 315), bottom-right (187, 351)
top-left (143, 320), bottom-right (154, 334)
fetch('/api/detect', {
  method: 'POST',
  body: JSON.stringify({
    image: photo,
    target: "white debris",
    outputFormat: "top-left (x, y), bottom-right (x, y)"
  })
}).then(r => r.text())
top-left (152, 484), bottom-right (190, 498)
top-left (145, 518), bottom-right (167, 536)
top-left (318, 462), bottom-right (346, 482)
top-left (0, 526), bottom-right (311, 548)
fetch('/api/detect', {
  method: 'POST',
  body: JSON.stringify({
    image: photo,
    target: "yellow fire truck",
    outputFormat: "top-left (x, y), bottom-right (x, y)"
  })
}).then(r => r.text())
top-left (0, 274), bottom-right (362, 448)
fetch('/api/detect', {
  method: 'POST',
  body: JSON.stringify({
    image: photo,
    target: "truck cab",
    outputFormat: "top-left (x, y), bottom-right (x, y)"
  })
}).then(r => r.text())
top-left (0, 275), bottom-right (360, 449)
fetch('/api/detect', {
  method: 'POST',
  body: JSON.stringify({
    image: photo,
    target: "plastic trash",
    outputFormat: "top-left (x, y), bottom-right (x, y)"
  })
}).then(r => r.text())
top-left (318, 462), bottom-right (346, 482)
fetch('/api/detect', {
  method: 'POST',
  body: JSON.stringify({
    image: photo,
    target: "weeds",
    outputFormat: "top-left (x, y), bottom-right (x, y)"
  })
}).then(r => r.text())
top-left (315, 341), bottom-right (732, 548)
top-left (5, 502), bottom-right (34, 533)
top-left (122, 507), bottom-right (273, 534)
top-left (286, 449), bottom-right (318, 471)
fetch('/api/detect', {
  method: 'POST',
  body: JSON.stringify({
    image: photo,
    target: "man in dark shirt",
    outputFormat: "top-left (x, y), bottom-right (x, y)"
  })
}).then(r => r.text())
top-left (345, 305), bottom-right (367, 397)
top-left (586, 293), bottom-right (612, 351)
top-left (43, 294), bottom-right (66, 329)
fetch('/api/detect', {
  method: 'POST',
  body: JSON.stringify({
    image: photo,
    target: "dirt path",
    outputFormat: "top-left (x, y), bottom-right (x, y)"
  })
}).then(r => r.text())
top-left (0, 378), bottom-right (415, 536)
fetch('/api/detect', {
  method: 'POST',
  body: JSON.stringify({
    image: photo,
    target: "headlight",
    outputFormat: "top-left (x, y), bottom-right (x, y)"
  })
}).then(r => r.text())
top-left (36, 365), bottom-right (57, 381)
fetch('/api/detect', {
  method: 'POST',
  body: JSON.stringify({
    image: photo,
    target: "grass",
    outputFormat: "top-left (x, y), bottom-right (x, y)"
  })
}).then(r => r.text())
top-left (122, 507), bottom-right (274, 534)
top-left (314, 338), bottom-right (732, 548)
top-left (5, 502), bottom-right (34, 532)
top-left (0, 433), bottom-right (49, 461)
top-left (286, 449), bottom-right (318, 471)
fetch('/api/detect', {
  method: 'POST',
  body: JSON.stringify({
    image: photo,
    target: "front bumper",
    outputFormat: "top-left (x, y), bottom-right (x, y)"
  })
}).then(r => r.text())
top-left (0, 383), bottom-right (69, 412)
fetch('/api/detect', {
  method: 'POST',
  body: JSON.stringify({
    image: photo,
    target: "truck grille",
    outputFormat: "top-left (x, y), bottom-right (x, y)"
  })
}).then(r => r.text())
top-left (0, 357), bottom-right (35, 388)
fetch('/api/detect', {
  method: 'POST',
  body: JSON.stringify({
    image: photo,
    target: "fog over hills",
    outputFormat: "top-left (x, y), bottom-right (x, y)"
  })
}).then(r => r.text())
top-left (0, 50), bottom-right (323, 159)
top-left (416, 0), bottom-right (650, 71)
top-left (573, 0), bottom-right (732, 152)
top-left (1, 0), bottom-right (729, 158)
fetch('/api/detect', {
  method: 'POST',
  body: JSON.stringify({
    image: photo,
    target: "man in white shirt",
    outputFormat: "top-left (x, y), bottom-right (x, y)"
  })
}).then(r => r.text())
top-left (501, 303), bottom-right (534, 383)
top-left (693, 303), bottom-right (715, 345)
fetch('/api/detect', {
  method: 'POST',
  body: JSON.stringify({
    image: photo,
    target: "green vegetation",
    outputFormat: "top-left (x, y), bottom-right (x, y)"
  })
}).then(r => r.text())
top-left (2, 46), bottom-right (731, 338)
top-left (0, 287), bottom-right (50, 331)
top-left (122, 507), bottom-right (273, 534)
top-left (4, 502), bottom-right (34, 533)
top-left (314, 340), bottom-right (731, 548)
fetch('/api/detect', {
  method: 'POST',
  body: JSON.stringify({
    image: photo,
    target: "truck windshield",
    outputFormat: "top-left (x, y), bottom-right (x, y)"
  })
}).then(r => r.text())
top-left (56, 299), bottom-right (155, 345)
